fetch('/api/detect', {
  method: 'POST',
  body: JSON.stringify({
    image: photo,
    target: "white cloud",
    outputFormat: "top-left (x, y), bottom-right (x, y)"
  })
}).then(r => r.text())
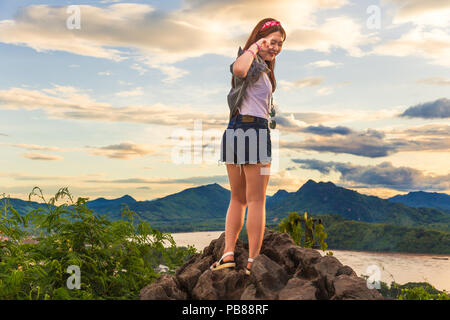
top-left (417, 77), bottom-right (450, 86)
top-left (115, 87), bottom-right (144, 97)
top-left (316, 86), bottom-right (334, 96)
top-left (0, 1), bottom-right (376, 83)
top-left (1, 143), bottom-right (67, 152)
top-left (0, 85), bottom-right (227, 128)
top-left (382, 0), bottom-right (450, 27)
top-left (306, 60), bottom-right (342, 68)
top-left (285, 16), bottom-right (380, 57)
top-left (279, 77), bottom-right (324, 91)
top-left (371, 26), bottom-right (450, 68)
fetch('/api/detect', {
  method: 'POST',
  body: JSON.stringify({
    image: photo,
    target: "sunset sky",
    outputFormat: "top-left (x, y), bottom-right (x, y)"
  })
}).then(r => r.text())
top-left (1, 0), bottom-right (449, 202)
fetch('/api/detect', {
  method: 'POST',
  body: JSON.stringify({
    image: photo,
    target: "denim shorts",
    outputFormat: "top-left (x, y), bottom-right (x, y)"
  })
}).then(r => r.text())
top-left (218, 114), bottom-right (272, 172)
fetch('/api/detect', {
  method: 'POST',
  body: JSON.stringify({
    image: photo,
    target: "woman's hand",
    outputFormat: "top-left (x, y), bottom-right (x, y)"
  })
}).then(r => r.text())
top-left (233, 38), bottom-right (270, 78)
top-left (255, 38), bottom-right (270, 53)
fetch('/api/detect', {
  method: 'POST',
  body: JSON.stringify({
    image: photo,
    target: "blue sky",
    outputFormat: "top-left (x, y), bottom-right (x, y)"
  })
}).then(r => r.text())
top-left (0, 0), bottom-right (449, 202)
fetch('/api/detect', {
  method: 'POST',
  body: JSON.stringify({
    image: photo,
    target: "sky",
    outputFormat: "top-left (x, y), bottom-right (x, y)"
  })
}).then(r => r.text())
top-left (0, 0), bottom-right (449, 203)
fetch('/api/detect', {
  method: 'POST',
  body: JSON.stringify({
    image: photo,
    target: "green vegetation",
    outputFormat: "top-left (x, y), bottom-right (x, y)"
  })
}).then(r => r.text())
top-left (0, 187), bottom-right (197, 300)
top-left (276, 211), bottom-right (332, 255)
top-left (267, 180), bottom-right (450, 233)
top-left (318, 214), bottom-right (450, 254)
top-left (1, 187), bottom-right (448, 300)
top-left (396, 286), bottom-right (450, 300)
top-left (359, 276), bottom-right (450, 300)
top-left (214, 213), bottom-right (450, 255)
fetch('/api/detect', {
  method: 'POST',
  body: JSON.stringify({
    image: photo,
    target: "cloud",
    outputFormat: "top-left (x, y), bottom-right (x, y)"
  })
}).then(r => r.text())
top-left (417, 77), bottom-right (450, 86)
top-left (281, 128), bottom-right (396, 158)
top-left (280, 125), bottom-right (450, 158)
top-left (267, 112), bottom-right (356, 133)
top-left (382, 0), bottom-right (450, 27)
top-left (0, 85), bottom-right (228, 128)
top-left (180, 0), bottom-right (349, 32)
top-left (0, 171), bottom-right (106, 181)
top-left (284, 15), bottom-right (379, 57)
top-left (22, 152), bottom-right (64, 161)
top-left (280, 112), bottom-right (342, 124)
top-left (302, 124), bottom-right (353, 136)
top-left (370, 25), bottom-right (450, 68)
top-left (280, 78), bottom-right (350, 96)
top-left (130, 63), bottom-right (148, 76)
top-left (257, 104), bottom-right (406, 134)
top-left (1, 143), bottom-right (67, 152)
top-left (386, 124), bottom-right (450, 137)
top-left (118, 80), bottom-right (134, 86)
top-left (291, 158), bottom-right (450, 191)
top-left (305, 60), bottom-right (342, 68)
top-left (0, 3), bottom-right (218, 82)
top-left (280, 77), bottom-right (324, 90)
top-left (399, 98), bottom-right (450, 119)
top-left (316, 86), bottom-right (334, 96)
top-left (0, 1), bottom-right (378, 82)
top-left (115, 87), bottom-right (144, 97)
top-left (85, 141), bottom-right (158, 159)
top-left (84, 174), bottom-right (230, 185)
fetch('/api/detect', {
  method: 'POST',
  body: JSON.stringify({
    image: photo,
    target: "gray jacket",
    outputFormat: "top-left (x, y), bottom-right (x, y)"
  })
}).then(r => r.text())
top-left (227, 46), bottom-right (272, 121)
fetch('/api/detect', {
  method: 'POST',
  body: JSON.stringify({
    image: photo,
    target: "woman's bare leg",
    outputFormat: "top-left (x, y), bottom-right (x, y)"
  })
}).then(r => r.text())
top-left (222, 164), bottom-right (247, 263)
top-left (243, 162), bottom-right (271, 269)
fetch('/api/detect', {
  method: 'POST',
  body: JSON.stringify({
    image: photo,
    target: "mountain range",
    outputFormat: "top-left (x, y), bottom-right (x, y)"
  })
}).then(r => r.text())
top-left (2, 179), bottom-right (450, 233)
top-left (387, 191), bottom-right (450, 213)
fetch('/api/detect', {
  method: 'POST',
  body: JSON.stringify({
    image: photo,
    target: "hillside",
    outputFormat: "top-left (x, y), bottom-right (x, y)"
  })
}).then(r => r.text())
top-left (387, 191), bottom-right (450, 213)
top-left (3, 180), bottom-right (450, 234)
top-left (266, 180), bottom-right (450, 232)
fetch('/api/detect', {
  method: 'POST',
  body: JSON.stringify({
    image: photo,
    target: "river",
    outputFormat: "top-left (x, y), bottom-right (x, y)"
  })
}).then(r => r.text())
top-left (165, 230), bottom-right (450, 292)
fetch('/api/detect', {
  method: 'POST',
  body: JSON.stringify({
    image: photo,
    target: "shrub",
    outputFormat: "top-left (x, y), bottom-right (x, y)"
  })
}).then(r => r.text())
top-left (276, 211), bottom-right (332, 255)
top-left (0, 187), bottom-right (197, 300)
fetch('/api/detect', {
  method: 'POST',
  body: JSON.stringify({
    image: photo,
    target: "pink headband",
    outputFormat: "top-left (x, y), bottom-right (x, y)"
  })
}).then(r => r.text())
top-left (261, 20), bottom-right (281, 31)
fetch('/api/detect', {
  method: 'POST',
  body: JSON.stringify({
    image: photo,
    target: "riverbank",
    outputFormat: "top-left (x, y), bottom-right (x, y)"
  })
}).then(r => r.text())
top-left (166, 230), bottom-right (450, 292)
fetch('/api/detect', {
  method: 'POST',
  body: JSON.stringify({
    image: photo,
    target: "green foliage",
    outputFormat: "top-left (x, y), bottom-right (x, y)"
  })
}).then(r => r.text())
top-left (359, 272), bottom-right (450, 300)
top-left (366, 277), bottom-right (450, 300)
top-left (397, 286), bottom-right (450, 300)
top-left (277, 212), bottom-right (303, 245)
top-left (0, 187), bottom-right (197, 300)
top-left (276, 211), bottom-right (332, 255)
top-left (318, 214), bottom-right (450, 254)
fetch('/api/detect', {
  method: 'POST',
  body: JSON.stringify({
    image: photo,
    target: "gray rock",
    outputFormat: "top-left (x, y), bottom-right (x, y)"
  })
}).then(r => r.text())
top-left (278, 278), bottom-right (317, 300)
top-left (331, 274), bottom-right (384, 300)
top-left (139, 229), bottom-right (386, 300)
top-left (140, 274), bottom-right (187, 300)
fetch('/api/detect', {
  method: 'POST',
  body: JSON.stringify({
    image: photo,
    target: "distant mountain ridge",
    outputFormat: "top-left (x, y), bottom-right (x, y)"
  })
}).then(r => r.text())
top-left (2, 181), bottom-right (450, 233)
top-left (264, 180), bottom-right (450, 232)
top-left (387, 191), bottom-right (450, 213)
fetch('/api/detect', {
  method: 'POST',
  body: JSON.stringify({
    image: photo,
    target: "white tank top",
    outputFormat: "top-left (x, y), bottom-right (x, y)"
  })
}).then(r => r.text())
top-left (239, 72), bottom-right (272, 119)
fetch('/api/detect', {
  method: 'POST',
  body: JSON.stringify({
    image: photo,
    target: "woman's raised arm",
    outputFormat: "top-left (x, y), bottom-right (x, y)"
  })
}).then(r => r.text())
top-left (232, 38), bottom-right (269, 78)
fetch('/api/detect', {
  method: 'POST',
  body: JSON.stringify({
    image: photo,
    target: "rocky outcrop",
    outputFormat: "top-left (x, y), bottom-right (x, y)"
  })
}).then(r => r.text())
top-left (140, 229), bottom-right (385, 300)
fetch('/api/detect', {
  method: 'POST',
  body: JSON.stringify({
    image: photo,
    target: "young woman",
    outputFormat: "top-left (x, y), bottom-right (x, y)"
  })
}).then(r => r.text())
top-left (212, 18), bottom-right (286, 275)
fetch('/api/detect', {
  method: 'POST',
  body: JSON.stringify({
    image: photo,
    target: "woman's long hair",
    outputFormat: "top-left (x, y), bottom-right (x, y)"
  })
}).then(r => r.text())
top-left (232, 18), bottom-right (286, 92)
